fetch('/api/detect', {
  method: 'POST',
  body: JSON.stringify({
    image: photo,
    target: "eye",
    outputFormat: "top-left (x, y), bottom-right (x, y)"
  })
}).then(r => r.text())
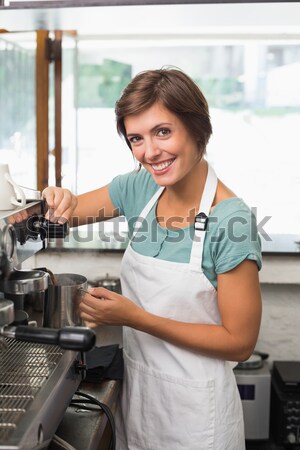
top-left (128, 135), bottom-right (142, 144)
top-left (156, 128), bottom-right (170, 137)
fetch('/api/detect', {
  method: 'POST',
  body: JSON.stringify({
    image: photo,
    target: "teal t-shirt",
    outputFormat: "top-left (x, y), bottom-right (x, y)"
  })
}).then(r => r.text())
top-left (108, 169), bottom-right (262, 289)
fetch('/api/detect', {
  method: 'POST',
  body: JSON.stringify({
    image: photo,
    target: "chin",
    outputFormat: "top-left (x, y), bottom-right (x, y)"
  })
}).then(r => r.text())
top-left (152, 175), bottom-right (174, 186)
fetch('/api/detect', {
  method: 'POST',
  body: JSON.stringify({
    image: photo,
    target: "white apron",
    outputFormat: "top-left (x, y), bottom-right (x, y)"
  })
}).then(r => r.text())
top-left (116, 164), bottom-right (245, 450)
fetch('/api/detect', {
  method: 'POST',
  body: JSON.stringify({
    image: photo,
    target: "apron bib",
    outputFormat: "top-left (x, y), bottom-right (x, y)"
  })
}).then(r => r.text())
top-left (116, 164), bottom-right (245, 450)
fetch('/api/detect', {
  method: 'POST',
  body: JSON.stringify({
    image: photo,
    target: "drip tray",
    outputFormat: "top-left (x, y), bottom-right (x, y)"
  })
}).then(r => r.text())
top-left (0, 338), bottom-right (81, 450)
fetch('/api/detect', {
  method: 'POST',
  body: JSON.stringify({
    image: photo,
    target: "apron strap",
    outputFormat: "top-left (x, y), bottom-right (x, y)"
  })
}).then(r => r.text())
top-left (189, 164), bottom-right (218, 271)
top-left (131, 186), bottom-right (165, 240)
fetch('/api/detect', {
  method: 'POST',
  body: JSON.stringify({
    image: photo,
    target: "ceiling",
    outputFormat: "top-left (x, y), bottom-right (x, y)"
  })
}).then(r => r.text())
top-left (0, 2), bottom-right (300, 36)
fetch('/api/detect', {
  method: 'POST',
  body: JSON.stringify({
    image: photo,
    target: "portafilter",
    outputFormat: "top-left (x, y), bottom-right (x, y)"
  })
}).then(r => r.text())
top-left (0, 269), bottom-right (95, 352)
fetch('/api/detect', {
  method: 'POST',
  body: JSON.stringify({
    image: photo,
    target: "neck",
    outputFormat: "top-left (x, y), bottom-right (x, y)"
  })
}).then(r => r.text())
top-left (165, 158), bottom-right (208, 207)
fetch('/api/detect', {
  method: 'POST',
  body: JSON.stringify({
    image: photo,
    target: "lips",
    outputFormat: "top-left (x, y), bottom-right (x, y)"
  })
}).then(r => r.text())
top-left (151, 158), bottom-right (175, 172)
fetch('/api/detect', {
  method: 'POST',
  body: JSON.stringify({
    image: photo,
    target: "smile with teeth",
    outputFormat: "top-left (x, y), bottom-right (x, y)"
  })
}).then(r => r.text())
top-left (151, 158), bottom-right (175, 171)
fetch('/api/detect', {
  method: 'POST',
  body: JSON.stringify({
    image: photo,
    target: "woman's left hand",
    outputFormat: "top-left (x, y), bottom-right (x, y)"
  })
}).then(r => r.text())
top-left (79, 287), bottom-right (142, 328)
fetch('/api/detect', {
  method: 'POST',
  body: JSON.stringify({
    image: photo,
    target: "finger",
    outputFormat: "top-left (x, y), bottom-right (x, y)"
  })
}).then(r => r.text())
top-left (81, 294), bottom-right (108, 310)
top-left (84, 321), bottom-right (98, 329)
top-left (42, 187), bottom-right (57, 209)
top-left (80, 310), bottom-right (97, 321)
top-left (7, 216), bottom-right (16, 225)
top-left (87, 287), bottom-right (116, 300)
top-left (43, 189), bottom-right (65, 221)
top-left (51, 192), bottom-right (74, 220)
top-left (45, 208), bottom-right (56, 222)
top-left (80, 310), bottom-right (103, 327)
top-left (47, 210), bottom-right (69, 224)
top-left (80, 300), bottom-right (97, 313)
top-left (19, 210), bottom-right (29, 221)
top-left (56, 204), bottom-right (77, 224)
top-left (42, 188), bottom-right (75, 222)
top-left (8, 213), bottom-right (22, 223)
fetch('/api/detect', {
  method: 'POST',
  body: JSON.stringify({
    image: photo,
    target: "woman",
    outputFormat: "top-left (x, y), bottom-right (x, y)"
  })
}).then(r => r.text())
top-left (43, 68), bottom-right (262, 450)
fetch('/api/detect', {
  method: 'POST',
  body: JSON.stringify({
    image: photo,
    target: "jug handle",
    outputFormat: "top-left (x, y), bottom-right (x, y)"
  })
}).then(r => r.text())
top-left (5, 173), bottom-right (26, 207)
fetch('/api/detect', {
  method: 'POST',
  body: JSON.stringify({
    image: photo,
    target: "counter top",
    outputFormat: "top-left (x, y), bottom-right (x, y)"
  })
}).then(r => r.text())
top-left (45, 228), bottom-right (300, 256)
top-left (47, 228), bottom-right (128, 252)
top-left (48, 379), bottom-right (121, 450)
top-left (46, 377), bottom-right (300, 450)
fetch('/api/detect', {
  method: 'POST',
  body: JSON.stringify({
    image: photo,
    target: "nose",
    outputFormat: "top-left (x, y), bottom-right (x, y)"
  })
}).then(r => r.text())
top-left (144, 137), bottom-right (161, 161)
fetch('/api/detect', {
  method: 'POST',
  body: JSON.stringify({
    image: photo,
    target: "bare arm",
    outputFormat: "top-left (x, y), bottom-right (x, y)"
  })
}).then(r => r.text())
top-left (80, 259), bottom-right (262, 362)
top-left (71, 186), bottom-right (119, 226)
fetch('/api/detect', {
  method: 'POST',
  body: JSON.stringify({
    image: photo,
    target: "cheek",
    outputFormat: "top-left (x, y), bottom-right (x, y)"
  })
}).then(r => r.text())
top-left (132, 147), bottom-right (144, 162)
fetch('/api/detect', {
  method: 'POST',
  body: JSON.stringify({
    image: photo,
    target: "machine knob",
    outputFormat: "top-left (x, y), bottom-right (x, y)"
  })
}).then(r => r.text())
top-left (287, 432), bottom-right (296, 444)
top-left (27, 215), bottom-right (69, 240)
top-left (38, 219), bottom-right (69, 239)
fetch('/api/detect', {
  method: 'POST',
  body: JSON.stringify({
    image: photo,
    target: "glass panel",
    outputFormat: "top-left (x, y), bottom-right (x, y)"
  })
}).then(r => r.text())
top-left (76, 36), bottom-right (300, 250)
top-left (0, 32), bottom-right (36, 189)
top-left (76, 50), bottom-right (133, 194)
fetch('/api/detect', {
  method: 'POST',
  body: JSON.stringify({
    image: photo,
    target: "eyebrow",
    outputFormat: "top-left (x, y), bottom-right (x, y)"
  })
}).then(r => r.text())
top-left (126, 122), bottom-right (172, 138)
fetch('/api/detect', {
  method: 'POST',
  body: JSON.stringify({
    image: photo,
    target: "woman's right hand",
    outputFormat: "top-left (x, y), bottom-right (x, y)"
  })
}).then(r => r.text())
top-left (42, 187), bottom-right (78, 223)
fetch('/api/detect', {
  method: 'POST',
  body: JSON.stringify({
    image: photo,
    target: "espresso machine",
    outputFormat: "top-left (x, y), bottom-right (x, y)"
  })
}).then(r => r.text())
top-left (0, 199), bottom-right (96, 450)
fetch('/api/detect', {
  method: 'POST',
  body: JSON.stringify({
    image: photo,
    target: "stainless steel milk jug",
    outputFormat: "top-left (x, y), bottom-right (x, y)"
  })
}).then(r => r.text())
top-left (43, 273), bottom-right (87, 328)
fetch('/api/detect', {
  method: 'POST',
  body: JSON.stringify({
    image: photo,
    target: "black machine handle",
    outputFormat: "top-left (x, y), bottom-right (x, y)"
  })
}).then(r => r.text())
top-left (13, 216), bottom-right (69, 245)
top-left (13, 326), bottom-right (95, 351)
top-left (25, 215), bottom-right (69, 241)
top-left (39, 219), bottom-right (69, 239)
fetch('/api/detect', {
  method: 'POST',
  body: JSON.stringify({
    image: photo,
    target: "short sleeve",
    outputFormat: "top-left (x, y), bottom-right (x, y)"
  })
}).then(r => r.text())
top-left (108, 169), bottom-right (160, 221)
top-left (208, 200), bottom-right (262, 274)
top-left (108, 174), bottom-right (128, 216)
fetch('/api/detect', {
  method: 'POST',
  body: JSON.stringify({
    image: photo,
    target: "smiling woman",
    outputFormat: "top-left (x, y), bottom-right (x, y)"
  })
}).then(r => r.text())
top-left (42, 67), bottom-right (262, 450)
top-left (115, 70), bottom-right (217, 228)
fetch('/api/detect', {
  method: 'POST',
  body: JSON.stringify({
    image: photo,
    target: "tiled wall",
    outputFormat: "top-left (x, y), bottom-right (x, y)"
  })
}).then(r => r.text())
top-left (258, 284), bottom-right (300, 362)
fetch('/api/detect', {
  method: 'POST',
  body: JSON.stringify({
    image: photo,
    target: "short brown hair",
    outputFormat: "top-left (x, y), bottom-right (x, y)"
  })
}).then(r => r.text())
top-left (115, 68), bottom-right (212, 158)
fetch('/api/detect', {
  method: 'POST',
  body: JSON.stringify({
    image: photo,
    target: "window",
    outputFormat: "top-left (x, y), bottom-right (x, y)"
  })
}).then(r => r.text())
top-left (0, 32), bottom-right (36, 188)
top-left (75, 31), bottom-right (300, 252)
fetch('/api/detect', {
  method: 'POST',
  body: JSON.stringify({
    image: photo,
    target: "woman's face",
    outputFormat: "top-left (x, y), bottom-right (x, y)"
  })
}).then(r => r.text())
top-left (124, 102), bottom-right (202, 187)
